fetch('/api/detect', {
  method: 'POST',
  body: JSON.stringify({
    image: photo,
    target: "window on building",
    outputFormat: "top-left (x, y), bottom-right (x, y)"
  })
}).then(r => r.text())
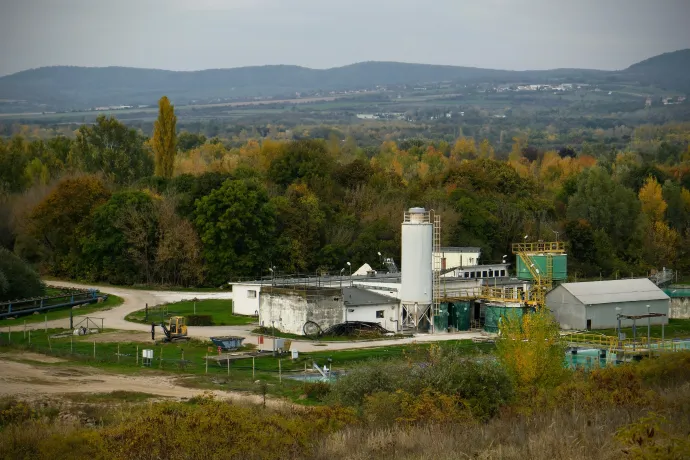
top-left (482, 271), bottom-right (488, 277)
top-left (247, 290), bottom-right (257, 298)
top-left (464, 272), bottom-right (469, 278)
top-left (489, 270), bottom-right (493, 277)
top-left (500, 270), bottom-right (506, 276)
top-left (376, 310), bottom-right (384, 318)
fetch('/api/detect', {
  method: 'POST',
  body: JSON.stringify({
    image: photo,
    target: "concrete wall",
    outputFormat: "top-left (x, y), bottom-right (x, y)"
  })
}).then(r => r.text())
top-left (670, 297), bottom-right (690, 319)
top-left (586, 300), bottom-right (669, 329)
top-left (231, 284), bottom-right (262, 316)
top-left (345, 303), bottom-right (399, 331)
top-left (259, 288), bottom-right (344, 336)
top-left (546, 285), bottom-right (587, 330)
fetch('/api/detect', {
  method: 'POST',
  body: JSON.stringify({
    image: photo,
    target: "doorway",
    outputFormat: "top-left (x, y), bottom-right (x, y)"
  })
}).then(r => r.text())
top-left (586, 319), bottom-right (592, 331)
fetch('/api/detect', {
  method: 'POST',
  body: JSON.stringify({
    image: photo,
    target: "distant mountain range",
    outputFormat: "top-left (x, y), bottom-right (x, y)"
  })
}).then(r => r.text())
top-left (0, 49), bottom-right (688, 111)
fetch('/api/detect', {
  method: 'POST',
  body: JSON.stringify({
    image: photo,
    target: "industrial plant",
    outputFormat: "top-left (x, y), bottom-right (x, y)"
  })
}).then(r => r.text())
top-left (230, 207), bottom-right (672, 338)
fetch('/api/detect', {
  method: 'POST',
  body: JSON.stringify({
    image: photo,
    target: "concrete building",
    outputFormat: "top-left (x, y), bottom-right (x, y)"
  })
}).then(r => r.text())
top-left (546, 279), bottom-right (670, 330)
top-left (259, 286), bottom-right (343, 336)
top-left (343, 286), bottom-right (399, 331)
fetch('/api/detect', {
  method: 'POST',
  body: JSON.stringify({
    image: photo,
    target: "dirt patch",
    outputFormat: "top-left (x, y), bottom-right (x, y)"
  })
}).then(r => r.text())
top-left (0, 351), bottom-right (66, 363)
top-left (74, 331), bottom-right (154, 343)
top-left (0, 358), bottom-right (287, 409)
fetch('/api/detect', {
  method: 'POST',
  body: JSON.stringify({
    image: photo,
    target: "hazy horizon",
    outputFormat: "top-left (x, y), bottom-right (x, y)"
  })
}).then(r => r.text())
top-left (1, 0), bottom-right (689, 77)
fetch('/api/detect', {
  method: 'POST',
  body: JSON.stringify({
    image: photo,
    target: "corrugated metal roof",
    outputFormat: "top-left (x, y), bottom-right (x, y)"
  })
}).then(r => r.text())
top-left (343, 287), bottom-right (398, 307)
top-left (559, 279), bottom-right (670, 305)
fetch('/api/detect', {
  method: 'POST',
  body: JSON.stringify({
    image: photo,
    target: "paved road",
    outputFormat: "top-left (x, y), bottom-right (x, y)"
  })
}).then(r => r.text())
top-left (11, 281), bottom-right (487, 352)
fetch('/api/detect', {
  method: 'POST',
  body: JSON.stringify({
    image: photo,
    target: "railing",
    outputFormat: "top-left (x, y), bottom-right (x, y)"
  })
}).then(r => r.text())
top-left (0, 288), bottom-right (102, 319)
top-left (511, 241), bottom-right (565, 254)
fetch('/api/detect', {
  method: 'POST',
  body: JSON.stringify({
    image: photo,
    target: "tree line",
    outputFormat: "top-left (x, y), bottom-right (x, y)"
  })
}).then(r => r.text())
top-left (1, 97), bottom-right (689, 287)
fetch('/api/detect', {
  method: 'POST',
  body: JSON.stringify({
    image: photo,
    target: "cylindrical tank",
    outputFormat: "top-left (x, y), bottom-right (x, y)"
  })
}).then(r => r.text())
top-left (400, 207), bottom-right (433, 305)
top-left (448, 301), bottom-right (471, 331)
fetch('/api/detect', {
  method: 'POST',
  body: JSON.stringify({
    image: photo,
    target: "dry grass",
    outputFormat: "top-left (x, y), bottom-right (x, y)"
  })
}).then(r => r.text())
top-left (310, 383), bottom-right (690, 460)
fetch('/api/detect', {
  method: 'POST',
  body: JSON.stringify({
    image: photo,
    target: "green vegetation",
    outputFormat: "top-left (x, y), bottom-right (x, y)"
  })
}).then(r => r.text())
top-left (597, 318), bottom-right (690, 340)
top-left (125, 299), bottom-right (254, 326)
top-left (0, 247), bottom-right (44, 301)
top-left (0, 294), bottom-right (123, 327)
top-left (61, 391), bottom-right (160, 403)
top-left (252, 326), bottom-right (412, 342)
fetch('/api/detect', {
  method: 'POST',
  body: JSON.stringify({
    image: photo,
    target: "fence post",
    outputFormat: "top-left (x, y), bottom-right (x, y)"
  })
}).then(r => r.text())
top-left (28, 330), bottom-right (31, 345)
top-left (117, 344), bottom-right (120, 363)
top-left (70, 310), bottom-right (73, 330)
top-left (279, 359), bottom-right (282, 384)
top-left (71, 336), bottom-right (73, 354)
top-left (205, 354), bottom-right (208, 374)
top-left (101, 318), bottom-right (104, 331)
top-left (93, 341), bottom-right (96, 359)
top-left (160, 348), bottom-right (163, 369)
top-left (44, 315), bottom-right (47, 332)
top-left (23, 321), bottom-right (26, 339)
top-left (136, 346), bottom-right (139, 366)
top-left (48, 336), bottom-right (52, 351)
top-left (252, 357), bottom-right (255, 379)
top-left (227, 356), bottom-right (230, 376)
top-left (7, 326), bottom-right (9, 344)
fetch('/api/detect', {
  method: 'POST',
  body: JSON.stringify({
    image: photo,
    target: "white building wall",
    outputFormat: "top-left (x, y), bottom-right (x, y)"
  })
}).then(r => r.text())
top-left (259, 290), bottom-right (344, 336)
top-left (231, 284), bottom-right (262, 316)
top-left (437, 250), bottom-right (481, 268)
top-left (345, 303), bottom-right (399, 331)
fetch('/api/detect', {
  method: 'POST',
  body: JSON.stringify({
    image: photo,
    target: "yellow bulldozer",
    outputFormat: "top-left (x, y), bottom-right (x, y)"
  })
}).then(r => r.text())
top-left (160, 316), bottom-right (189, 342)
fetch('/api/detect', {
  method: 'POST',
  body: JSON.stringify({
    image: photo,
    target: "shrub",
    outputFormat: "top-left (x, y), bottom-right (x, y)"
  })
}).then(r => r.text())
top-left (186, 314), bottom-right (213, 326)
top-left (0, 398), bottom-right (36, 428)
top-left (363, 389), bottom-right (470, 427)
top-left (303, 382), bottom-right (331, 400)
top-left (0, 248), bottom-right (45, 301)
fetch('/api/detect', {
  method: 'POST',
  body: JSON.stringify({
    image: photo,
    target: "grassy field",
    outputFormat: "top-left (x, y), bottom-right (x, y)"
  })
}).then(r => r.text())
top-left (125, 299), bottom-right (255, 326)
top-left (596, 318), bottom-right (690, 340)
top-left (0, 294), bottom-right (124, 327)
top-left (0, 327), bottom-right (492, 402)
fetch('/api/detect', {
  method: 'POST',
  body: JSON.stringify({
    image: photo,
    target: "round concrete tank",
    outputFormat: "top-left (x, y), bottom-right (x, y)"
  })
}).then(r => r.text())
top-left (400, 207), bottom-right (433, 306)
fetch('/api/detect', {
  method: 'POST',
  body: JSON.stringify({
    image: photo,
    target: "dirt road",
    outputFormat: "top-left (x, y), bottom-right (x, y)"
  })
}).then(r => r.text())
top-left (11, 281), bottom-right (485, 352)
top-left (0, 354), bottom-right (282, 406)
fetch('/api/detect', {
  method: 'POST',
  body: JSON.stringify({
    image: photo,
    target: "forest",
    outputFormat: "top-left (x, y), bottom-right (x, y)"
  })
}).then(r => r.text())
top-left (1, 96), bottom-right (690, 291)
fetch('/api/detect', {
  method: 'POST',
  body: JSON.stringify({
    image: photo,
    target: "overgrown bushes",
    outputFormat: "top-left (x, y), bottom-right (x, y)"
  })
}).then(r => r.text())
top-left (0, 247), bottom-right (44, 301)
top-left (327, 346), bottom-right (513, 420)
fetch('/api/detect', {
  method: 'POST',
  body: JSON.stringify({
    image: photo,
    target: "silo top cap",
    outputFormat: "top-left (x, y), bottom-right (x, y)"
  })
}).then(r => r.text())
top-left (409, 207), bottom-right (426, 213)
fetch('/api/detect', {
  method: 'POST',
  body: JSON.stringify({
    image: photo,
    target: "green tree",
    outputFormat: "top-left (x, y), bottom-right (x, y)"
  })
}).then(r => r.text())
top-left (0, 247), bottom-right (45, 301)
top-left (567, 167), bottom-right (643, 258)
top-left (268, 139), bottom-right (333, 188)
top-left (177, 131), bottom-right (206, 151)
top-left (194, 179), bottom-right (275, 284)
top-left (69, 115), bottom-right (152, 184)
top-left (0, 136), bottom-right (29, 194)
top-left (81, 191), bottom-right (158, 284)
top-left (153, 96), bottom-right (177, 178)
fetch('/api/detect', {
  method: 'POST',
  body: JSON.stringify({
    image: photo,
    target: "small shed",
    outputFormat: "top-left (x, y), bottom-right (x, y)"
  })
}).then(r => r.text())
top-left (546, 279), bottom-right (670, 330)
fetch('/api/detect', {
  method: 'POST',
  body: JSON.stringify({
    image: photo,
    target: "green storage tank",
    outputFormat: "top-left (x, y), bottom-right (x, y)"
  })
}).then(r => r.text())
top-left (433, 303), bottom-right (449, 332)
top-left (484, 305), bottom-right (524, 333)
top-left (448, 301), bottom-right (471, 331)
top-left (516, 254), bottom-right (567, 281)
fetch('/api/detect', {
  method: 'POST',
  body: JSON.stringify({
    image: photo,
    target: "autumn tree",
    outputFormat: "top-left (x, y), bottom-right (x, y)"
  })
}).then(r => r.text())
top-left (451, 137), bottom-right (476, 161)
top-left (638, 176), bottom-right (667, 222)
top-left (0, 247), bottom-right (45, 301)
top-left (155, 194), bottom-right (203, 286)
top-left (28, 175), bottom-right (111, 275)
top-left (478, 139), bottom-right (495, 159)
top-left (153, 96), bottom-right (178, 178)
top-left (496, 307), bottom-right (567, 391)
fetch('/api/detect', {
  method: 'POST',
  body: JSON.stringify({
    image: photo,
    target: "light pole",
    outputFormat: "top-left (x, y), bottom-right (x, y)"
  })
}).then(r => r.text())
top-left (552, 230), bottom-right (559, 242)
top-left (340, 267), bottom-right (345, 290)
top-left (269, 266), bottom-right (276, 286)
top-left (347, 262), bottom-right (352, 286)
top-left (377, 251), bottom-right (383, 270)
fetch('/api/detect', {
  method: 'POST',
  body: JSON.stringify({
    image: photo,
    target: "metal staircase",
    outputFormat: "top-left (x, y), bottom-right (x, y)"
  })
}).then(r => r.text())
top-left (511, 241), bottom-right (565, 308)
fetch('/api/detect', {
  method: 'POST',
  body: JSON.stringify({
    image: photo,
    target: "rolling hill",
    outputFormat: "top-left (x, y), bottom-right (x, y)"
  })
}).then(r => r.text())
top-left (0, 50), bottom-right (687, 111)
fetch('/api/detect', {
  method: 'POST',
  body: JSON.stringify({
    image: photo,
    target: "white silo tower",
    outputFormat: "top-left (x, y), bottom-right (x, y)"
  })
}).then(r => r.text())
top-left (400, 207), bottom-right (434, 330)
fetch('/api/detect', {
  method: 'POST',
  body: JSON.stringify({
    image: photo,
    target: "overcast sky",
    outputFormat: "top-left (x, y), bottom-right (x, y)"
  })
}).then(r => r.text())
top-left (1, 0), bottom-right (689, 76)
